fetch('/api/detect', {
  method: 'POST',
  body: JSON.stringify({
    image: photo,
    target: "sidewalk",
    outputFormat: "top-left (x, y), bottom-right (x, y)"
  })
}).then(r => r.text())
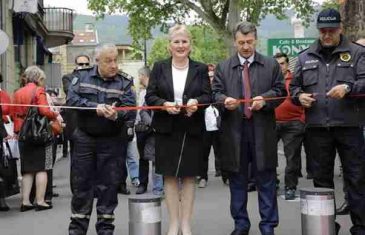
top-left (0, 146), bottom-right (352, 235)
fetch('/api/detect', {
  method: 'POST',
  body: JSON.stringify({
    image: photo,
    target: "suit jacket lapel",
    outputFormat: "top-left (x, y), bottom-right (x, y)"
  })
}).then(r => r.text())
top-left (183, 60), bottom-right (198, 94)
top-left (162, 59), bottom-right (174, 99)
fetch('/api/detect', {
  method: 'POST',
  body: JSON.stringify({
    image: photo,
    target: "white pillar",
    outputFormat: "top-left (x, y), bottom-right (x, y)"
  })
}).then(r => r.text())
top-left (291, 17), bottom-right (305, 38)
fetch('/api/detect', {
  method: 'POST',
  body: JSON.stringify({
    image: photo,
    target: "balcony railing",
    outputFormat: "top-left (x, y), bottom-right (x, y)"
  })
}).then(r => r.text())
top-left (44, 7), bottom-right (74, 33)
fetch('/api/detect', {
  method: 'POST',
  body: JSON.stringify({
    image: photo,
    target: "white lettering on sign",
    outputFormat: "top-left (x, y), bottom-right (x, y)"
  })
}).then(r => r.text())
top-left (272, 44), bottom-right (311, 56)
top-left (279, 40), bottom-right (290, 45)
top-left (319, 16), bottom-right (337, 21)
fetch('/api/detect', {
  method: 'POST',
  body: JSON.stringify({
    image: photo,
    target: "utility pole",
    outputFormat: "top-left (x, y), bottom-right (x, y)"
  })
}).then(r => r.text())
top-left (144, 38), bottom-right (147, 67)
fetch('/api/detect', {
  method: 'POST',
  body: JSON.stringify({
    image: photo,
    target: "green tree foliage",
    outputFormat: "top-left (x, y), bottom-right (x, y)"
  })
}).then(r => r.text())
top-left (87, 0), bottom-right (316, 53)
top-left (147, 25), bottom-right (228, 66)
top-left (321, 0), bottom-right (340, 10)
top-left (148, 37), bottom-right (169, 65)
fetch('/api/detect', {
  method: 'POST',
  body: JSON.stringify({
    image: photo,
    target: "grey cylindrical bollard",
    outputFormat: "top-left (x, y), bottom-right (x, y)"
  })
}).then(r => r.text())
top-left (129, 194), bottom-right (161, 235)
top-left (300, 188), bottom-right (335, 235)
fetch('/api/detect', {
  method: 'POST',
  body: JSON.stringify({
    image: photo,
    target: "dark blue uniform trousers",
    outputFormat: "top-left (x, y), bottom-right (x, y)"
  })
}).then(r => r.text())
top-left (307, 127), bottom-right (365, 235)
top-left (229, 119), bottom-right (278, 235)
top-left (69, 129), bottom-right (124, 235)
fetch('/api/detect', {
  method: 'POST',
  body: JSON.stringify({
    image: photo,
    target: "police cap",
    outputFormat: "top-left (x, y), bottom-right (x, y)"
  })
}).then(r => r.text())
top-left (317, 8), bottom-right (341, 29)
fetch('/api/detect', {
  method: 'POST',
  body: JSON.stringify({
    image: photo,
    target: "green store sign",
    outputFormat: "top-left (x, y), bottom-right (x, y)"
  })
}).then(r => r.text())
top-left (268, 38), bottom-right (316, 57)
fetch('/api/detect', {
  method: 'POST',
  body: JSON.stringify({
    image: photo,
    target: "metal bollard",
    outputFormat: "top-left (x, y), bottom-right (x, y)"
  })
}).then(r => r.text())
top-left (129, 194), bottom-right (161, 235)
top-left (300, 188), bottom-right (335, 235)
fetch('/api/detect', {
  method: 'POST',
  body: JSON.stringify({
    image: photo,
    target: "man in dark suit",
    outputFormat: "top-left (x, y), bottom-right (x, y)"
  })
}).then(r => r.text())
top-left (62, 54), bottom-right (91, 159)
top-left (62, 55), bottom-right (90, 195)
top-left (212, 22), bottom-right (286, 235)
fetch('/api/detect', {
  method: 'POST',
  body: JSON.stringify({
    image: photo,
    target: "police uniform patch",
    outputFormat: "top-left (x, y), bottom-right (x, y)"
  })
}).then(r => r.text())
top-left (340, 52), bottom-right (351, 62)
top-left (119, 71), bottom-right (134, 81)
top-left (72, 77), bottom-right (79, 85)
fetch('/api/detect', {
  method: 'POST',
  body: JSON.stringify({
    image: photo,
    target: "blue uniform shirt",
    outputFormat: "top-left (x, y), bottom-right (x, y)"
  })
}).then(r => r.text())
top-left (67, 66), bottom-right (136, 137)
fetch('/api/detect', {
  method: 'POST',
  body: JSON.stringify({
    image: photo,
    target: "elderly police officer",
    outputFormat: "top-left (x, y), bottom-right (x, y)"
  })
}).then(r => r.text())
top-left (67, 43), bottom-right (136, 235)
top-left (290, 8), bottom-right (365, 235)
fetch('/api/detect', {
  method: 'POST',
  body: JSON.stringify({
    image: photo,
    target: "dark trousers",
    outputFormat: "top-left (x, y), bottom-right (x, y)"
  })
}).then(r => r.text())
top-left (303, 132), bottom-right (314, 177)
top-left (200, 130), bottom-right (221, 180)
top-left (120, 141), bottom-right (129, 185)
top-left (229, 120), bottom-right (278, 234)
top-left (136, 132), bottom-right (149, 186)
top-left (69, 129), bottom-right (124, 235)
top-left (276, 120), bottom-right (304, 189)
top-left (306, 127), bottom-right (365, 234)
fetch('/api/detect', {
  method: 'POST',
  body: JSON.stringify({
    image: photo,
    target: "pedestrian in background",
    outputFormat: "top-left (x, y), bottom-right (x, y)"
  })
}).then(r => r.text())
top-left (290, 8), bottom-right (365, 234)
top-left (273, 52), bottom-right (305, 200)
top-left (212, 22), bottom-right (286, 235)
top-left (198, 63), bottom-right (223, 188)
top-left (145, 24), bottom-right (211, 235)
top-left (135, 66), bottom-right (163, 196)
top-left (12, 66), bottom-right (58, 212)
top-left (0, 73), bottom-right (11, 212)
top-left (62, 54), bottom-right (91, 159)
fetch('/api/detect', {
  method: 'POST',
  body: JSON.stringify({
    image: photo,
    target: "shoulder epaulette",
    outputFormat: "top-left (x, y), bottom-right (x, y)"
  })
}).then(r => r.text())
top-left (353, 41), bottom-right (365, 47)
top-left (298, 47), bottom-right (309, 55)
top-left (118, 71), bottom-right (134, 81)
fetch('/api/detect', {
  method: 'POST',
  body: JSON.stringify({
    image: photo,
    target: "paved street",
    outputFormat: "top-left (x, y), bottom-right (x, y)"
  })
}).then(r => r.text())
top-left (0, 143), bottom-right (352, 235)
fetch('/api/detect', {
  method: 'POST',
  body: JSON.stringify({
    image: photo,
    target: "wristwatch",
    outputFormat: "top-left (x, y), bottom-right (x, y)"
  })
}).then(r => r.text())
top-left (343, 84), bottom-right (351, 93)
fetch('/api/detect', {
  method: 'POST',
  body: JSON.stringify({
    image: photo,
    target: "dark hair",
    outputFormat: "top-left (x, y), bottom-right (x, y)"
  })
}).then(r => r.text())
top-left (46, 88), bottom-right (59, 96)
top-left (74, 54), bottom-right (90, 64)
top-left (207, 64), bottom-right (216, 71)
top-left (273, 52), bottom-right (289, 63)
top-left (233, 22), bottom-right (257, 39)
top-left (0, 73), bottom-right (2, 83)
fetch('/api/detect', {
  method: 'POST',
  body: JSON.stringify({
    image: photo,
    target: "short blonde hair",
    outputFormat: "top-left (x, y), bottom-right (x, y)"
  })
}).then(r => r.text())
top-left (24, 65), bottom-right (46, 85)
top-left (168, 24), bottom-right (192, 42)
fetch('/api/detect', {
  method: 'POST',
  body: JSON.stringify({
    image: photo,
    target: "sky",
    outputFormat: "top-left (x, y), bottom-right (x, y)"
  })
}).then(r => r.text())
top-left (44, 0), bottom-right (93, 15)
top-left (45, 0), bottom-right (326, 16)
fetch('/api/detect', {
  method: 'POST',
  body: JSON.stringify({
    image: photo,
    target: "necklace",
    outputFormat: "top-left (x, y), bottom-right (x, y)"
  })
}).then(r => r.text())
top-left (172, 60), bottom-right (189, 70)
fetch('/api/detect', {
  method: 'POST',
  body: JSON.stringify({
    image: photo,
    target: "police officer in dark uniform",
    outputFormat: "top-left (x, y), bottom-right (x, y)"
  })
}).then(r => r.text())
top-left (67, 43), bottom-right (136, 235)
top-left (290, 9), bottom-right (365, 235)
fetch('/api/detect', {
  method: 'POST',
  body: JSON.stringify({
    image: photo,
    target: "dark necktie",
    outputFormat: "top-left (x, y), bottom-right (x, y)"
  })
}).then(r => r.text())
top-left (243, 60), bottom-right (252, 119)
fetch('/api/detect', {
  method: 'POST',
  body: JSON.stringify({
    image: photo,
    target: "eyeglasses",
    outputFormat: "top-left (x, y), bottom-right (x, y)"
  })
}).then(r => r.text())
top-left (77, 63), bottom-right (89, 66)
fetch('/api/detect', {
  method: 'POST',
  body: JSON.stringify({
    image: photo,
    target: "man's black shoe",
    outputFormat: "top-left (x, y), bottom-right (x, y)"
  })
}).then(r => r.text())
top-left (285, 187), bottom-right (296, 200)
top-left (118, 184), bottom-right (130, 195)
top-left (247, 182), bottom-right (256, 192)
top-left (306, 174), bottom-right (313, 180)
top-left (136, 185), bottom-right (147, 194)
top-left (335, 222), bottom-right (340, 235)
top-left (222, 176), bottom-right (229, 185)
top-left (336, 200), bottom-right (350, 215)
top-left (230, 229), bottom-right (249, 235)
